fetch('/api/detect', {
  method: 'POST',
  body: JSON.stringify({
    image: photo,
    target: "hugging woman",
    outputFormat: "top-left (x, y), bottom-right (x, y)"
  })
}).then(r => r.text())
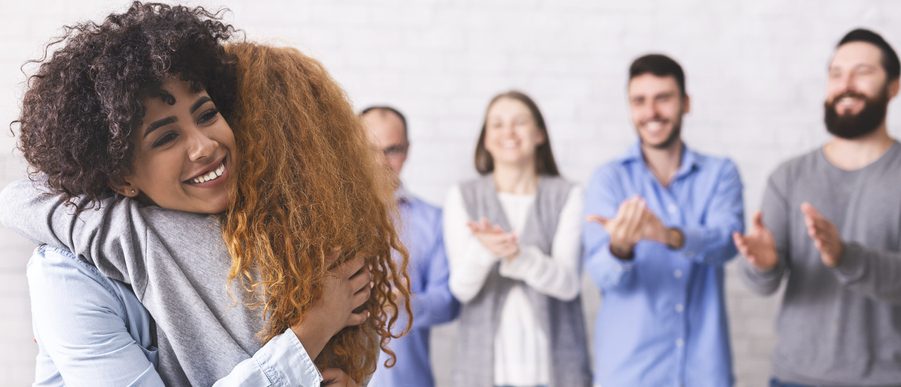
top-left (1, 2), bottom-right (409, 386)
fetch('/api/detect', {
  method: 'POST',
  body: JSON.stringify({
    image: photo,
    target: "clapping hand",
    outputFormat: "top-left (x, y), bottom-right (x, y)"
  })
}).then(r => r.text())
top-left (467, 217), bottom-right (520, 261)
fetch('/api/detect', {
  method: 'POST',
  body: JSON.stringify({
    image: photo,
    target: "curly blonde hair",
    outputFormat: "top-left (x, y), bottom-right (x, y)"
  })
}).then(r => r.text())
top-left (222, 42), bottom-right (411, 380)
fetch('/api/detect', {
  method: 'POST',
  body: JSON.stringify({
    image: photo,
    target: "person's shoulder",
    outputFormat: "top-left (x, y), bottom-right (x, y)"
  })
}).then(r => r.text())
top-left (591, 155), bottom-right (629, 175)
top-left (405, 192), bottom-right (442, 220)
top-left (769, 147), bottom-right (821, 180)
top-left (28, 245), bottom-right (121, 303)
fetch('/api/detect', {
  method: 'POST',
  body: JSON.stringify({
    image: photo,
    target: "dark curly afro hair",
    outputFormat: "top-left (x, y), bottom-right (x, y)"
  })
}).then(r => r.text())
top-left (15, 1), bottom-right (238, 204)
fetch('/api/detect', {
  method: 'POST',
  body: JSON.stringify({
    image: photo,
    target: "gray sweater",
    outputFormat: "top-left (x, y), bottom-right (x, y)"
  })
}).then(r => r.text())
top-left (1, 180), bottom-right (272, 386)
top-left (740, 143), bottom-right (901, 386)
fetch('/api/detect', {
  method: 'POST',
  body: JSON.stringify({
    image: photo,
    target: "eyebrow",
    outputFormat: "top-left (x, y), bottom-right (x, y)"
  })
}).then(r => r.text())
top-left (190, 96), bottom-right (212, 114)
top-left (143, 116), bottom-right (177, 139)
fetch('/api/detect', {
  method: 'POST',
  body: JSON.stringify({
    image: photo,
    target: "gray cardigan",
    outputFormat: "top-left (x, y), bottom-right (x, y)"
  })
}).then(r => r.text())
top-left (453, 176), bottom-right (592, 387)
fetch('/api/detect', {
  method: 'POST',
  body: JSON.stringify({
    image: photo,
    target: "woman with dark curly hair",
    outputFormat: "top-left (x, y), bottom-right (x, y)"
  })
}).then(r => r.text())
top-left (1, 2), bottom-right (409, 386)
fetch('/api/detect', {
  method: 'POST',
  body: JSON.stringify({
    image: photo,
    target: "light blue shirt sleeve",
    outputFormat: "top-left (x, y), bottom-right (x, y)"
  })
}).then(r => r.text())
top-left (409, 211), bottom-right (459, 329)
top-left (675, 159), bottom-right (744, 266)
top-left (582, 165), bottom-right (636, 291)
top-left (28, 246), bottom-right (164, 387)
top-left (28, 246), bottom-right (322, 387)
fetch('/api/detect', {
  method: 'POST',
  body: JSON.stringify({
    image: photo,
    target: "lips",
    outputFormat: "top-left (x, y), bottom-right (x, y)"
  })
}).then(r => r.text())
top-left (184, 156), bottom-right (228, 186)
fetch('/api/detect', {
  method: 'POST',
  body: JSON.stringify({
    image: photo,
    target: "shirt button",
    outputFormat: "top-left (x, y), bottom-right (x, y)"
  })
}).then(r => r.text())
top-left (675, 304), bottom-right (684, 313)
top-left (667, 204), bottom-right (678, 214)
top-left (674, 270), bottom-right (683, 279)
top-left (676, 338), bottom-right (684, 348)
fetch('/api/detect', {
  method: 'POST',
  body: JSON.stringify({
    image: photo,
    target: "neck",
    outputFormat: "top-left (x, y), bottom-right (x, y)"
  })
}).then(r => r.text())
top-left (824, 124), bottom-right (894, 170)
top-left (492, 163), bottom-right (538, 194)
top-left (641, 140), bottom-right (683, 186)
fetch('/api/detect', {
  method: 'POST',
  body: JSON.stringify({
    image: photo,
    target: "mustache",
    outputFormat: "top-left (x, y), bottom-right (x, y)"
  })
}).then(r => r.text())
top-left (829, 91), bottom-right (869, 104)
top-left (641, 117), bottom-right (668, 125)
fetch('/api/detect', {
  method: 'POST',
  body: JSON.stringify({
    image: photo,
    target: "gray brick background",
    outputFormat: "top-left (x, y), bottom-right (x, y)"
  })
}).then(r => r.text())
top-left (2, 1), bottom-right (900, 386)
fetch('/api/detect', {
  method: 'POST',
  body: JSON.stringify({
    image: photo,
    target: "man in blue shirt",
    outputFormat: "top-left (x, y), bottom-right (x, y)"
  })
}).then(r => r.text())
top-left (361, 106), bottom-right (460, 387)
top-left (582, 54), bottom-right (744, 387)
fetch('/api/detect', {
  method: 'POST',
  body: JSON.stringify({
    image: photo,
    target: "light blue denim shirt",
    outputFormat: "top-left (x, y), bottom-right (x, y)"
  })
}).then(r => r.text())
top-left (582, 143), bottom-right (744, 387)
top-left (27, 245), bottom-right (322, 387)
top-left (370, 188), bottom-right (460, 387)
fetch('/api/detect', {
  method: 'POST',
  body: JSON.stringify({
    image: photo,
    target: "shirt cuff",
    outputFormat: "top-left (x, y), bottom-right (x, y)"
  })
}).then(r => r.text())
top-left (833, 242), bottom-right (866, 283)
top-left (254, 328), bottom-right (323, 387)
top-left (677, 226), bottom-right (707, 260)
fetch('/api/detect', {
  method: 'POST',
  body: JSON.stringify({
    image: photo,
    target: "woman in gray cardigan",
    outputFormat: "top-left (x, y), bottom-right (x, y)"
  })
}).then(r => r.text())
top-left (443, 91), bottom-right (592, 387)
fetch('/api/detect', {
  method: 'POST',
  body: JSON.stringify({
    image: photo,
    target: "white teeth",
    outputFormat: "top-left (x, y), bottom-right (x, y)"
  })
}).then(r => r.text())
top-left (838, 97), bottom-right (859, 106)
top-left (645, 121), bottom-right (664, 132)
top-left (190, 162), bottom-right (225, 184)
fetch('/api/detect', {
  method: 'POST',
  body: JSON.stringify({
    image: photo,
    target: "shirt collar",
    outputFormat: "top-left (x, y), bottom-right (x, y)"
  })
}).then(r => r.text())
top-left (394, 184), bottom-right (412, 205)
top-left (621, 141), bottom-right (700, 179)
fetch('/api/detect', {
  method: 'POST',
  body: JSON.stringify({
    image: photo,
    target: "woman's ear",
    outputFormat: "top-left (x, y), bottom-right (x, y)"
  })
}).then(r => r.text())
top-left (111, 181), bottom-right (140, 198)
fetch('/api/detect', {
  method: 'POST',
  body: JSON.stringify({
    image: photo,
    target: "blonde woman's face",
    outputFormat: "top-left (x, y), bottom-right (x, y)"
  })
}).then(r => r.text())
top-left (118, 77), bottom-right (237, 214)
top-left (484, 97), bottom-right (545, 168)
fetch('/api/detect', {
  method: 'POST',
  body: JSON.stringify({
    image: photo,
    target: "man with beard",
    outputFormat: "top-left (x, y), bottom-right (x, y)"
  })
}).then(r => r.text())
top-left (583, 54), bottom-right (744, 387)
top-left (734, 28), bottom-right (901, 386)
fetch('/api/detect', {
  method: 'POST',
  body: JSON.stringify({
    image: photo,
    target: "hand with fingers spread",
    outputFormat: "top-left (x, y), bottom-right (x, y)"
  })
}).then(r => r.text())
top-left (291, 253), bottom-right (371, 360)
top-left (732, 211), bottom-right (778, 271)
top-left (467, 217), bottom-right (520, 261)
top-left (321, 368), bottom-right (362, 387)
top-left (800, 202), bottom-right (844, 267)
top-left (587, 197), bottom-right (675, 259)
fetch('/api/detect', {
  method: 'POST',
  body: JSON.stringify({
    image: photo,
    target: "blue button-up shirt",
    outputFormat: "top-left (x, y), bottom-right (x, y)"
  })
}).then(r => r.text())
top-left (371, 188), bottom-right (460, 387)
top-left (582, 143), bottom-right (744, 387)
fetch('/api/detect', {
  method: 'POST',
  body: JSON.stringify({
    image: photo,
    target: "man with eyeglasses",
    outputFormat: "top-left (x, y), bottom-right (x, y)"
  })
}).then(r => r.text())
top-left (361, 106), bottom-right (460, 387)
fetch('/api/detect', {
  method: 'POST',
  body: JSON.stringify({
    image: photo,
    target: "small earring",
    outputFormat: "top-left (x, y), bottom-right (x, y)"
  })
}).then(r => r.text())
top-left (130, 189), bottom-right (137, 195)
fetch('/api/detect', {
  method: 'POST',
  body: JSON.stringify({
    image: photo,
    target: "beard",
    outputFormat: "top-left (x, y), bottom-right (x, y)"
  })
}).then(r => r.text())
top-left (824, 88), bottom-right (889, 139)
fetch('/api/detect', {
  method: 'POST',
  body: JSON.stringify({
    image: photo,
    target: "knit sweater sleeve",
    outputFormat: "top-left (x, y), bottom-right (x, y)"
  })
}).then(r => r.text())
top-left (498, 186), bottom-right (583, 301)
top-left (443, 184), bottom-right (499, 303)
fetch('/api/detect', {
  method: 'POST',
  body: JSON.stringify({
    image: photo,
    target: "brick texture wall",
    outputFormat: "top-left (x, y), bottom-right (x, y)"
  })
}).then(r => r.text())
top-left (2, 1), bottom-right (900, 385)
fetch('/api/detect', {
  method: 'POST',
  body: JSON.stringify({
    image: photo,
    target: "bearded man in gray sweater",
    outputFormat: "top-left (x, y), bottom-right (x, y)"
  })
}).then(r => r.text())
top-left (734, 28), bottom-right (901, 387)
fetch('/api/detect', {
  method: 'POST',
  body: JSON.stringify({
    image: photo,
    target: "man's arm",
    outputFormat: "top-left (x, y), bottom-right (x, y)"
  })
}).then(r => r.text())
top-left (408, 213), bottom-right (459, 328)
top-left (675, 159), bottom-right (745, 266)
top-left (738, 173), bottom-right (791, 296)
top-left (582, 167), bottom-right (635, 292)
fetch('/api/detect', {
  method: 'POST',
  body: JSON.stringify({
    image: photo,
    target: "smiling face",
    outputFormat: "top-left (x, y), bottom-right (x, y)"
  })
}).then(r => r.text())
top-left (824, 41), bottom-right (898, 139)
top-left (483, 97), bottom-right (545, 169)
top-left (627, 73), bottom-right (690, 150)
top-left (117, 77), bottom-right (237, 214)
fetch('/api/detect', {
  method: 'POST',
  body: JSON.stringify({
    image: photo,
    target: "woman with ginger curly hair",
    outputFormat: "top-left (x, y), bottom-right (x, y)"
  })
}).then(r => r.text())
top-left (1, 3), bottom-right (408, 386)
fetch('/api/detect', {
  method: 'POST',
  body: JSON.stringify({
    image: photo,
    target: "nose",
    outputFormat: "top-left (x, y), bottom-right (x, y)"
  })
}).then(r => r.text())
top-left (832, 71), bottom-right (857, 96)
top-left (187, 127), bottom-right (219, 162)
top-left (638, 101), bottom-right (657, 121)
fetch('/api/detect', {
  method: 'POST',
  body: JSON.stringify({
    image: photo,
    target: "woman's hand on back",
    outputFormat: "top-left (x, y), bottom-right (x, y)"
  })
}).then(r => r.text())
top-left (290, 254), bottom-right (371, 359)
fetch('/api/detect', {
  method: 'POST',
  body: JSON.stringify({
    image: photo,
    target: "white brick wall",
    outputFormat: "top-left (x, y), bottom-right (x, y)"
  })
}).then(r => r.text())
top-left (2, 1), bottom-right (900, 385)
